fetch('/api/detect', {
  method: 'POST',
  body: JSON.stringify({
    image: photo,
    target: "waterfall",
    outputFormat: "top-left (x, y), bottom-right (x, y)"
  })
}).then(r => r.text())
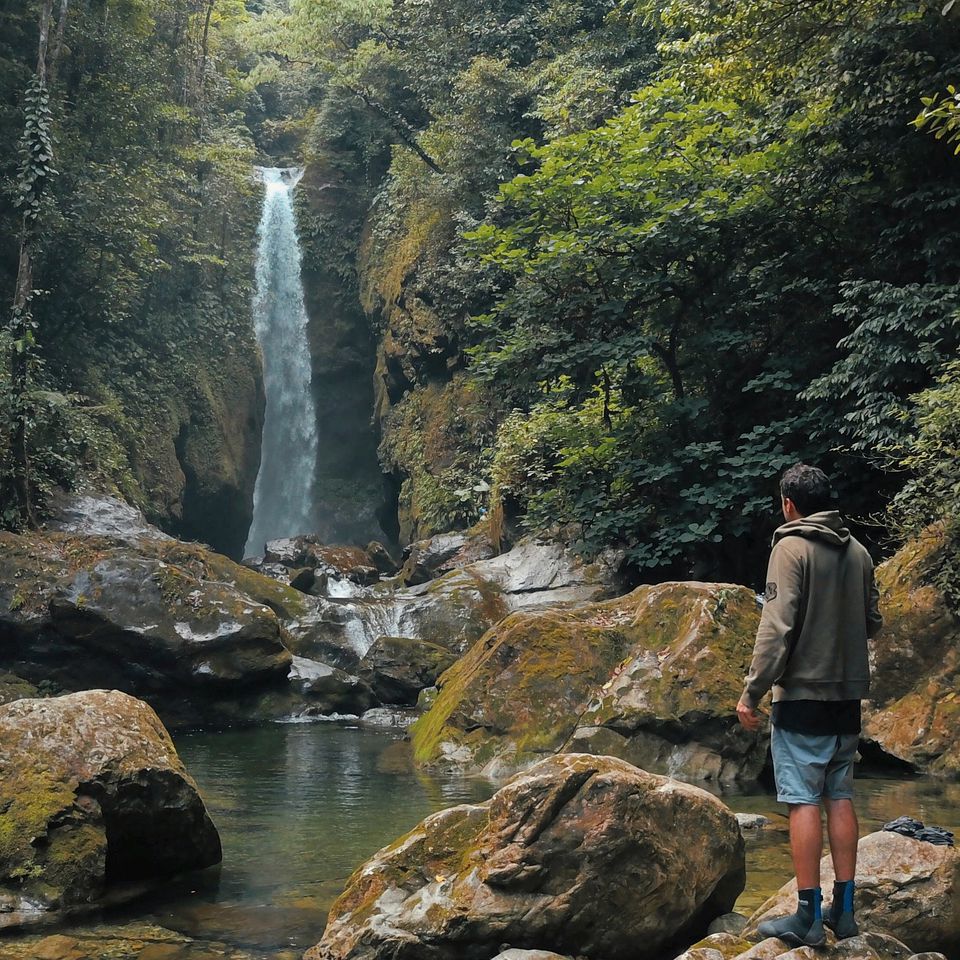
top-left (244, 167), bottom-right (319, 558)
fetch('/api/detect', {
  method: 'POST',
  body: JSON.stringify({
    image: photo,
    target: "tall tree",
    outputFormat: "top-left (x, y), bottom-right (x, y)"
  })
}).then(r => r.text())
top-left (7, 0), bottom-right (64, 525)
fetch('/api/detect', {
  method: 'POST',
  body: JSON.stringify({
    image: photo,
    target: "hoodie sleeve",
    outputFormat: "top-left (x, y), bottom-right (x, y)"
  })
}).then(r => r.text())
top-left (741, 540), bottom-right (804, 709)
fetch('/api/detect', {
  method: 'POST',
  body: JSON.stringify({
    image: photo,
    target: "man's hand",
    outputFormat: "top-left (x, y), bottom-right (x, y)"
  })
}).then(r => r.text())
top-left (736, 699), bottom-right (765, 733)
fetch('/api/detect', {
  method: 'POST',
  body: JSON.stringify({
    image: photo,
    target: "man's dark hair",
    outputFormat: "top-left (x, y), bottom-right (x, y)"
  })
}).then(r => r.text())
top-left (780, 463), bottom-right (834, 515)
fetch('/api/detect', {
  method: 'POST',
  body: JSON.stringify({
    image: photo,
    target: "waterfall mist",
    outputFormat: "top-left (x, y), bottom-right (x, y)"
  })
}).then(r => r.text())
top-left (244, 167), bottom-right (319, 557)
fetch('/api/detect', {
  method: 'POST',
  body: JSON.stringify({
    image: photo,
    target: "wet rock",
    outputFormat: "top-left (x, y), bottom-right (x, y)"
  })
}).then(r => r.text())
top-left (47, 492), bottom-right (172, 544)
top-left (411, 582), bottom-right (764, 781)
top-left (357, 636), bottom-right (458, 705)
top-left (745, 831), bottom-right (960, 955)
top-left (399, 531), bottom-right (495, 586)
top-left (0, 691), bottom-right (221, 926)
top-left (463, 537), bottom-right (613, 609)
top-left (289, 656), bottom-right (376, 714)
top-left (359, 706), bottom-right (418, 729)
top-left (0, 524), bottom-right (295, 729)
top-left (263, 536), bottom-right (379, 586)
top-left (306, 753), bottom-right (745, 960)
top-left (366, 541), bottom-right (399, 576)
top-left (0, 671), bottom-right (39, 706)
top-left (736, 815), bottom-right (771, 831)
top-left (491, 952), bottom-right (574, 960)
top-left (708, 914), bottom-right (749, 936)
top-left (678, 931), bottom-right (920, 960)
top-left (860, 529), bottom-right (960, 775)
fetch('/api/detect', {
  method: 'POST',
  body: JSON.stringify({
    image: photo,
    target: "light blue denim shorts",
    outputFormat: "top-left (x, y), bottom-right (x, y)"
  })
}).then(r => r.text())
top-left (771, 725), bottom-right (859, 806)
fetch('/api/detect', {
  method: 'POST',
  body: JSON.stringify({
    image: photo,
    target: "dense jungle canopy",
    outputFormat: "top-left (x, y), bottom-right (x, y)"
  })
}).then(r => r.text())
top-left (1, 0), bottom-right (959, 593)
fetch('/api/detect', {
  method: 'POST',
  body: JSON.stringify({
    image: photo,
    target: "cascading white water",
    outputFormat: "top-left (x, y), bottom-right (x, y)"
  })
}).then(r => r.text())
top-left (244, 167), bottom-right (318, 558)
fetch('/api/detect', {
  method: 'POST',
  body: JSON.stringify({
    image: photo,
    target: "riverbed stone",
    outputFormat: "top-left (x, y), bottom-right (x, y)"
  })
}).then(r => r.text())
top-left (491, 952), bottom-right (574, 960)
top-left (677, 932), bottom-right (920, 960)
top-left (306, 753), bottom-right (745, 960)
top-left (0, 690), bottom-right (221, 925)
top-left (289, 656), bottom-right (376, 714)
top-left (357, 636), bottom-right (458, 705)
top-left (0, 920), bottom-right (263, 959)
top-left (399, 531), bottom-right (496, 585)
top-left (411, 581), bottom-right (765, 781)
top-left (745, 831), bottom-right (960, 955)
top-left (860, 528), bottom-right (960, 775)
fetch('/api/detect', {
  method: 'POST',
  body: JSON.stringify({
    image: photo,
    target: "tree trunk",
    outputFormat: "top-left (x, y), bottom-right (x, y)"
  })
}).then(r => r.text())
top-left (8, 0), bottom-right (57, 526)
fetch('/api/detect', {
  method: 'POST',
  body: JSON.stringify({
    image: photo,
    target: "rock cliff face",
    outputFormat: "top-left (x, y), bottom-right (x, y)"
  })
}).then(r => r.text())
top-left (411, 581), bottom-right (765, 782)
top-left (308, 753), bottom-right (745, 960)
top-left (0, 690), bottom-right (221, 926)
top-left (862, 528), bottom-right (960, 774)
top-left (296, 159), bottom-right (388, 545)
top-left (112, 324), bottom-right (265, 561)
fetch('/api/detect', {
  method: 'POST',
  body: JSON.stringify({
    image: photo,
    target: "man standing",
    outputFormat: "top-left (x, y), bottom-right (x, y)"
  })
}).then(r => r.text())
top-left (737, 464), bottom-right (883, 947)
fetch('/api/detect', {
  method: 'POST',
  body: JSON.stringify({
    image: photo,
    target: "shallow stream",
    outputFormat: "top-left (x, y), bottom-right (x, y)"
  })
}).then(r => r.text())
top-left (3, 723), bottom-right (959, 960)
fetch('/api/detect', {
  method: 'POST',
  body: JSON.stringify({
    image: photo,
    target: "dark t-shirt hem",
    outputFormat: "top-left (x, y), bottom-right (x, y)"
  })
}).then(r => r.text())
top-left (772, 698), bottom-right (862, 736)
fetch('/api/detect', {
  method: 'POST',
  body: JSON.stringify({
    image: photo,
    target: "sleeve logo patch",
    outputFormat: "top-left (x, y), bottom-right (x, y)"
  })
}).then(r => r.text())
top-left (765, 582), bottom-right (778, 601)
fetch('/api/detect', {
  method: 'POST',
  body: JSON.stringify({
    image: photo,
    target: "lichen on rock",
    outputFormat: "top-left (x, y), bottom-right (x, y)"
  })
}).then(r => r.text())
top-left (307, 753), bottom-right (745, 960)
top-left (0, 690), bottom-right (221, 927)
top-left (411, 581), bottom-right (765, 782)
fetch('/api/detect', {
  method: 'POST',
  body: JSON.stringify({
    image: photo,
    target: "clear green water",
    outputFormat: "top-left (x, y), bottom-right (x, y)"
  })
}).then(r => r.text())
top-left (4, 723), bottom-right (960, 960)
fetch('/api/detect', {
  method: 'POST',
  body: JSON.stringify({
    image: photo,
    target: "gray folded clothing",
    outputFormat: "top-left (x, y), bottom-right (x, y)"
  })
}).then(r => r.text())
top-left (883, 816), bottom-right (954, 846)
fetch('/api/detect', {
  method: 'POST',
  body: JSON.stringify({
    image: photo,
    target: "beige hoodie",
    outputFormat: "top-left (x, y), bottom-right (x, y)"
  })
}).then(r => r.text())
top-left (741, 510), bottom-right (883, 709)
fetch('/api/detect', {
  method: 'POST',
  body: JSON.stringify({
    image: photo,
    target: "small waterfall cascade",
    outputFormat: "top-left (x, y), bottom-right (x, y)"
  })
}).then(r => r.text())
top-left (244, 166), bottom-right (319, 557)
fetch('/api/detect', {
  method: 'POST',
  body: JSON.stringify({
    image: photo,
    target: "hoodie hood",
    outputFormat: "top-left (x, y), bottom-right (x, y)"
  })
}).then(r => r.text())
top-left (771, 509), bottom-right (850, 548)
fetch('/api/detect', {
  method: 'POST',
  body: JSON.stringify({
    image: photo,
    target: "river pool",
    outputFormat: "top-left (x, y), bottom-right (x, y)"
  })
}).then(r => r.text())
top-left (2, 722), bottom-right (959, 960)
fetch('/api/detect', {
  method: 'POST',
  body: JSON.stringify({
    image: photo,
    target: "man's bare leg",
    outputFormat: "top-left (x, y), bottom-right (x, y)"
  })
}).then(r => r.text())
top-left (789, 803), bottom-right (823, 888)
top-left (824, 798), bottom-right (858, 880)
top-left (823, 798), bottom-right (859, 938)
top-left (758, 803), bottom-right (826, 945)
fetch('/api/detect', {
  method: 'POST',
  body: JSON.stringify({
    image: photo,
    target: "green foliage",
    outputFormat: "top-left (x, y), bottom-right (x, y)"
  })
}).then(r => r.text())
top-left (0, 0), bottom-right (263, 528)
top-left (14, 77), bottom-right (56, 224)
top-left (803, 283), bottom-right (960, 453)
top-left (915, 85), bottom-right (960, 154)
top-left (890, 361), bottom-right (960, 612)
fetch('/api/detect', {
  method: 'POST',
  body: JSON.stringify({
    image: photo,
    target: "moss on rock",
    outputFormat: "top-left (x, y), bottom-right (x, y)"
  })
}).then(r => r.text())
top-left (411, 582), bottom-right (764, 782)
top-left (863, 527), bottom-right (960, 775)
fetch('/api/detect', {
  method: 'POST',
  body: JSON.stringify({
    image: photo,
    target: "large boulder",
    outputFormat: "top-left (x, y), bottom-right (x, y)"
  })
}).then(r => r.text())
top-left (0, 527), bottom-right (293, 729)
top-left (861, 529), bottom-right (960, 774)
top-left (307, 754), bottom-right (745, 960)
top-left (745, 831), bottom-right (960, 955)
top-left (411, 582), bottom-right (765, 781)
top-left (0, 690), bottom-right (221, 925)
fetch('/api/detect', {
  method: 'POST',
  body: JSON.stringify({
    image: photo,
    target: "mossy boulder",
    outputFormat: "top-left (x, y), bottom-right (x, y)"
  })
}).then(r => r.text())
top-left (862, 528), bottom-right (960, 774)
top-left (306, 753), bottom-right (745, 960)
top-left (0, 518), bottom-right (295, 729)
top-left (411, 581), bottom-right (765, 782)
top-left (745, 831), bottom-right (960, 956)
top-left (0, 690), bottom-right (221, 926)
